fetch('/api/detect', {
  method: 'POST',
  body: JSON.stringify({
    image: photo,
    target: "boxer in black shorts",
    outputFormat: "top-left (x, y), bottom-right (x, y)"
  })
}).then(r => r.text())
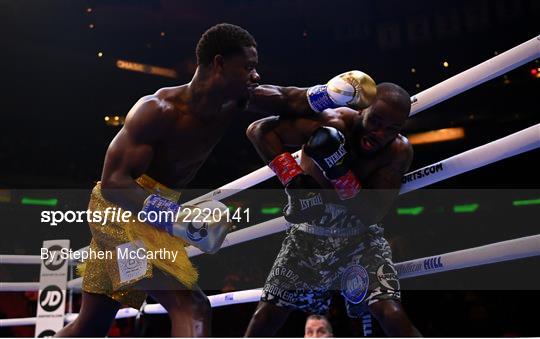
top-left (263, 219), bottom-right (398, 317)
top-left (245, 83), bottom-right (421, 336)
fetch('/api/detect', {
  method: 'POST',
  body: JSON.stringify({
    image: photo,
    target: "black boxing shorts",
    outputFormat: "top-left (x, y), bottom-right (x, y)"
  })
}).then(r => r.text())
top-left (260, 203), bottom-right (400, 317)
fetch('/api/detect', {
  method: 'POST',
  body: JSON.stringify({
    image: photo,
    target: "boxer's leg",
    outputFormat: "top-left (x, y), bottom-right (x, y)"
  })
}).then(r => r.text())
top-left (245, 226), bottom-right (332, 337)
top-left (348, 224), bottom-right (421, 336)
top-left (244, 301), bottom-right (292, 337)
top-left (138, 269), bottom-right (211, 337)
top-left (54, 291), bottom-right (120, 337)
top-left (369, 299), bottom-right (421, 337)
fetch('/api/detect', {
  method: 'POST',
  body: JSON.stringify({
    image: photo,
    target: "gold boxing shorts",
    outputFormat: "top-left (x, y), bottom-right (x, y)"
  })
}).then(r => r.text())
top-left (80, 175), bottom-right (198, 308)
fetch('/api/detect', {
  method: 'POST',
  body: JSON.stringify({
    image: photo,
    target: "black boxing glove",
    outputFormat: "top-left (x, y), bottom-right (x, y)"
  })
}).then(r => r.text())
top-left (268, 153), bottom-right (325, 224)
top-left (282, 174), bottom-right (325, 224)
top-left (304, 126), bottom-right (361, 200)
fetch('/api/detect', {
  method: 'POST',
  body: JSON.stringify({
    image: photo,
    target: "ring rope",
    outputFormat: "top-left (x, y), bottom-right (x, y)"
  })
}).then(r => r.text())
top-left (0, 248), bottom-right (89, 265)
top-left (2, 234), bottom-right (538, 327)
top-left (2, 234), bottom-right (538, 293)
top-left (395, 233), bottom-right (540, 278)
top-left (0, 278), bottom-right (82, 293)
top-left (399, 123), bottom-right (540, 194)
top-left (409, 35), bottom-right (539, 115)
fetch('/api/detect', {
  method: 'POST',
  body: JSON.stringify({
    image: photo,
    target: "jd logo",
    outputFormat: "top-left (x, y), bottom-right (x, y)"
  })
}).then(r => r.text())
top-left (39, 285), bottom-right (63, 312)
top-left (43, 245), bottom-right (65, 271)
top-left (37, 329), bottom-right (56, 337)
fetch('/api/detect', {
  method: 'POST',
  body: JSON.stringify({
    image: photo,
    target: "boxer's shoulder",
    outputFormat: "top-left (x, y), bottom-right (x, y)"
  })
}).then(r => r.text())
top-left (318, 107), bottom-right (358, 132)
top-left (323, 106), bottom-right (358, 119)
top-left (387, 134), bottom-right (413, 166)
top-left (124, 94), bottom-right (178, 138)
top-left (154, 84), bottom-right (187, 101)
top-left (392, 134), bottom-right (413, 154)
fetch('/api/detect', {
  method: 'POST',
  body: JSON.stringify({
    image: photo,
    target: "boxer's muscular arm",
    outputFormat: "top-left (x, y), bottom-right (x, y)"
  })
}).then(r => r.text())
top-left (247, 70), bottom-right (376, 116)
top-left (247, 85), bottom-right (314, 117)
top-left (352, 140), bottom-right (413, 225)
top-left (246, 116), bottom-right (322, 163)
top-left (100, 97), bottom-right (174, 213)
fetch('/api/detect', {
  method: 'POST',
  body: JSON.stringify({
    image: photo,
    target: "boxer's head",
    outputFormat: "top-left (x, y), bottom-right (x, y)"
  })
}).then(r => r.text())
top-left (354, 82), bottom-right (410, 154)
top-left (196, 23), bottom-right (260, 99)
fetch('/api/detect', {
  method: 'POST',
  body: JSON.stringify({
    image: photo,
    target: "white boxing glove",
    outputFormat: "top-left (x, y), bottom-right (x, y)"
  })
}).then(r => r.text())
top-left (172, 199), bottom-right (233, 254)
top-left (307, 70), bottom-right (377, 112)
top-left (142, 195), bottom-right (233, 254)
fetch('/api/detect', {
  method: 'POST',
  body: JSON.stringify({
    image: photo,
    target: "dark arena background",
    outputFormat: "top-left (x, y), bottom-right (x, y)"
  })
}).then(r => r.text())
top-left (1, 0), bottom-right (539, 337)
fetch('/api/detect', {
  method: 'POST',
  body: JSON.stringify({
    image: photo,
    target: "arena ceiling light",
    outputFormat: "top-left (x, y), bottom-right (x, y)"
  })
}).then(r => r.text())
top-left (407, 127), bottom-right (465, 145)
top-left (116, 59), bottom-right (177, 79)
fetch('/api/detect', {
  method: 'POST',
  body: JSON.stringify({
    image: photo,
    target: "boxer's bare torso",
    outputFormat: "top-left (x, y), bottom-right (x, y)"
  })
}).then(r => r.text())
top-left (118, 86), bottom-right (244, 188)
top-left (99, 83), bottom-right (248, 212)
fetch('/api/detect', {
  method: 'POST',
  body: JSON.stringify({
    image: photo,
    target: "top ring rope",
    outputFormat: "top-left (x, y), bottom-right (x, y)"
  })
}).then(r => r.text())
top-left (410, 35), bottom-right (539, 115)
top-left (184, 35), bottom-right (540, 205)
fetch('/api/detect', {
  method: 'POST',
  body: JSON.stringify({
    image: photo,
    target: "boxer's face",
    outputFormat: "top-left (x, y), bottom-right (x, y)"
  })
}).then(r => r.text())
top-left (354, 98), bottom-right (407, 155)
top-left (220, 46), bottom-right (260, 99)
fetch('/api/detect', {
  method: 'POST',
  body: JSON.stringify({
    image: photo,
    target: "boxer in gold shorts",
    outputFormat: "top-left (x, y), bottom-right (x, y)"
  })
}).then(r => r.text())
top-left (56, 22), bottom-right (376, 337)
top-left (56, 23), bottom-right (264, 337)
top-left (79, 176), bottom-right (198, 310)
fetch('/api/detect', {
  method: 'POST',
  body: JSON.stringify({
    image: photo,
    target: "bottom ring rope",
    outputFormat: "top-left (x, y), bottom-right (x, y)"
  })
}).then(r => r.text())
top-left (0, 278), bottom-right (83, 293)
top-left (1, 232), bottom-right (539, 293)
top-left (0, 289), bottom-right (265, 327)
top-left (1, 234), bottom-right (539, 326)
